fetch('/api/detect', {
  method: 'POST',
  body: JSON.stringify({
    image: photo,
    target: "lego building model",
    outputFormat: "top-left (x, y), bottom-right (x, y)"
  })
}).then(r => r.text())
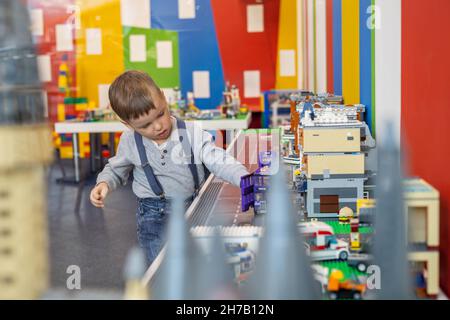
top-left (221, 82), bottom-right (241, 119)
top-left (404, 178), bottom-right (440, 298)
top-left (0, 1), bottom-right (53, 299)
top-left (278, 94), bottom-right (375, 219)
top-left (233, 92), bottom-right (441, 299)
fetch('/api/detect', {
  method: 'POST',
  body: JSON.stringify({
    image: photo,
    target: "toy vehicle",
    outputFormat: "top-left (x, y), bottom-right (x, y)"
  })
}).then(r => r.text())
top-left (225, 242), bottom-right (256, 283)
top-left (347, 253), bottom-right (373, 272)
top-left (327, 269), bottom-right (366, 300)
top-left (299, 221), bottom-right (349, 261)
top-left (311, 264), bottom-right (329, 294)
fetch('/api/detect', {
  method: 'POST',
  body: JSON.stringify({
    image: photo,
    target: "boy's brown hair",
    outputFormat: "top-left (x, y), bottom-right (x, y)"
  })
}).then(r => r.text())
top-left (108, 70), bottom-right (163, 121)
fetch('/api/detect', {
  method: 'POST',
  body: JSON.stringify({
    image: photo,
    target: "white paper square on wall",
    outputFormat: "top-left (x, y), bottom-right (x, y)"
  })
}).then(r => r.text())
top-left (37, 55), bottom-right (52, 82)
top-left (30, 9), bottom-right (44, 36)
top-left (244, 70), bottom-right (261, 98)
top-left (247, 4), bottom-right (264, 33)
top-left (130, 35), bottom-right (147, 62)
top-left (98, 84), bottom-right (111, 108)
top-left (178, 0), bottom-right (196, 19)
top-left (161, 88), bottom-right (176, 104)
top-left (121, 0), bottom-right (151, 28)
top-left (56, 24), bottom-right (73, 52)
top-left (156, 41), bottom-right (173, 68)
top-left (279, 50), bottom-right (296, 77)
top-left (86, 28), bottom-right (102, 55)
top-left (193, 71), bottom-right (210, 99)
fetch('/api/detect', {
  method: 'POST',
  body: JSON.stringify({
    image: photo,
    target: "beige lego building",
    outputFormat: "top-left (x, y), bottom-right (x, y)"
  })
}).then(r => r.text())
top-left (0, 124), bottom-right (53, 299)
top-left (302, 127), bottom-right (361, 153)
top-left (404, 178), bottom-right (440, 297)
top-left (307, 153), bottom-right (365, 178)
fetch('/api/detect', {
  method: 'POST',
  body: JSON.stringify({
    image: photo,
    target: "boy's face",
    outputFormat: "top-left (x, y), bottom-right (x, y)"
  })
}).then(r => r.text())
top-left (125, 91), bottom-right (172, 142)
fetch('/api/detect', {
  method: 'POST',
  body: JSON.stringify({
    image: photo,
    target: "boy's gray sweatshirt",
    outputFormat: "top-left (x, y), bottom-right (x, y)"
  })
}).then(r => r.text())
top-left (96, 116), bottom-right (249, 199)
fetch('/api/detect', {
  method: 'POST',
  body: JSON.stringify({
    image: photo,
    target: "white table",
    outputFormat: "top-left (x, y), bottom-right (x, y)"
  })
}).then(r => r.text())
top-left (54, 113), bottom-right (252, 182)
top-left (54, 112), bottom-right (252, 133)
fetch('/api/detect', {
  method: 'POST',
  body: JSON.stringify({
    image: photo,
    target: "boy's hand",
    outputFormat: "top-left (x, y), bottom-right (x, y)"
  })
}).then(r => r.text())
top-left (90, 182), bottom-right (109, 208)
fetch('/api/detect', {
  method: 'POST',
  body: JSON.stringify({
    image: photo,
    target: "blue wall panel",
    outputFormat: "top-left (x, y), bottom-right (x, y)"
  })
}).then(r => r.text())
top-left (150, 0), bottom-right (225, 109)
top-left (332, 0), bottom-right (342, 96)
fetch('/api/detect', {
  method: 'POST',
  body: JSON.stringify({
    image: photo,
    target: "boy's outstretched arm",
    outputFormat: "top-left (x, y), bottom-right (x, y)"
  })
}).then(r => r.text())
top-left (91, 132), bottom-right (134, 207)
top-left (197, 129), bottom-right (249, 187)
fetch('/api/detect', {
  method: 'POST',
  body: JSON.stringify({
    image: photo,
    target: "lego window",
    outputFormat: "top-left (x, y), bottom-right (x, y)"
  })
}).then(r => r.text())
top-left (408, 206), bottom-right (427, 244)
top-left (319, 195), bottom-right (339, 213)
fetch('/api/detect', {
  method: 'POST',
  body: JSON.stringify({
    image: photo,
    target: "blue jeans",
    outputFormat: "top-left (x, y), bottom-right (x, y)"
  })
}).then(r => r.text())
top-left (136, 197), bottom-right (193, 265)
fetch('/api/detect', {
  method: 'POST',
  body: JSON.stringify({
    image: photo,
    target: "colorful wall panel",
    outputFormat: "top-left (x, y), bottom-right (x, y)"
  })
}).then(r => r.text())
top-left (123, 27), bottom-right (180, 89)
top-left (331, 0), bottom-right (342, 95)
top-left (325, 0), bottom-right (333, 93)
top-left (401, 0), bottom-right (450, 296)
top-left (315, 0), bottom-right (327, 94)
top-left (305, 0), bottom-right (316, 92)
top-left (28, 0), bottom-right (77, 123)
top-left (275, 0), bottom-right (298, 90)
top-left (374, 0), bottom-right (401, 145)
top-left (211, 0), bottom-right (280, 111)
top-left (359, 0), bottom-right (375, 134)
top-left (150, 0), bottom-right (225, 110)
top-left (341, 0), bottom-right (360, 105)
top-left (76, 0), bottom-right (125, 108)
top-left (289, 0), bottom-right (375, 133)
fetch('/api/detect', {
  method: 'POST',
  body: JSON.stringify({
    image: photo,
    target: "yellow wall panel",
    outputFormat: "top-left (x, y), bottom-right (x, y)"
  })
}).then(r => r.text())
top-left (76, 0), bottom-right (124, 107)
top-left (341, 0), bottom-right (360, 104)
top-left (276, 0), bottom-right (298, 89)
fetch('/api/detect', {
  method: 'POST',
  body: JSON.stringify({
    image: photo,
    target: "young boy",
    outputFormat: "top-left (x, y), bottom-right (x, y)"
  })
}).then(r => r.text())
top-left (90, 70), bottom-right (249, 264)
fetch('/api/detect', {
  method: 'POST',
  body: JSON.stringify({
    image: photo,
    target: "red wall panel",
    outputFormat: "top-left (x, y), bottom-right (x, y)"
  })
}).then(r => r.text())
top-left (28, 0), bottom-right (76, 123)
top-left (402, 0), bottom-right (450, 296)
top-left (326, 0), bottom-right (334, 93)
top-left (211, 0), bottom-right (280, 111)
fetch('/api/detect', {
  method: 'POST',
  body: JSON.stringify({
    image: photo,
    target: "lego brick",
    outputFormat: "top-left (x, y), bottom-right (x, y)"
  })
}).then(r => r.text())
top-left (64, 97), bottom-right (88, 105)
top-left (57, 103), bottom-right (65, 122)
top-left (307, 153), bottom-right (365, 178)
top-left (74, 103), bottom-right (89, 112)
top-left (408, 251), bottom-right (439, 296)
top-left (324, 221), bottom-right (373, 235)
top-left (59, 146), bottom-right (73, 159)
top-left (60, 134), bottom-right (72, 143)
top-left (303, 127), bottom-right (361, 153)
top-left (78, 133), bottom-right (90, 159)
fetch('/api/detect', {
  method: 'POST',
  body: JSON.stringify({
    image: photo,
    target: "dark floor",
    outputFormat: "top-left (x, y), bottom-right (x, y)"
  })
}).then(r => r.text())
top-left (47, 159), bottom-right (138, 292)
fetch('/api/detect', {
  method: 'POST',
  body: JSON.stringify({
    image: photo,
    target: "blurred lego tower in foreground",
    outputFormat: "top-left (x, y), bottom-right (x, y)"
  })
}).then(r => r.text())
top-left (0, 0), bottom-right (53, 299)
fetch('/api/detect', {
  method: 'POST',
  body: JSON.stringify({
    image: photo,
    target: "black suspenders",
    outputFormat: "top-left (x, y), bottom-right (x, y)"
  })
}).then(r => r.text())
top-left (134, 118), bottom-right (200, 199)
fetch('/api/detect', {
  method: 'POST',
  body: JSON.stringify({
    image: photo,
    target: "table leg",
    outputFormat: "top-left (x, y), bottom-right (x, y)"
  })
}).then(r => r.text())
top-left (89, 133), bottom-right (96, 173)
top-left (227, 130), bottom-right (237, 157)
top-left (95, 133), bottom-right (102, 169)
top-left (72, 133), bottom-right (80, 183)
top-left (109, 133), bottom-right (116, 157)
